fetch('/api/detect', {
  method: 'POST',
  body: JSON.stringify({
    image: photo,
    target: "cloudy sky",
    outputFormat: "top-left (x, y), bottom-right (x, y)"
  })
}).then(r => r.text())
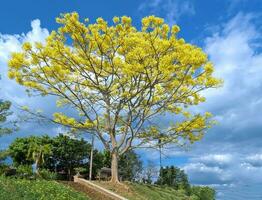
top-left (0, 1), bottom-right (262, 199)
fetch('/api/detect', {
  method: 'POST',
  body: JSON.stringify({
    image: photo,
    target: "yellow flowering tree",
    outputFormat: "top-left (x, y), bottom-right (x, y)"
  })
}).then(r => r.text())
top-left (8, 13), bottom-right (221, 183)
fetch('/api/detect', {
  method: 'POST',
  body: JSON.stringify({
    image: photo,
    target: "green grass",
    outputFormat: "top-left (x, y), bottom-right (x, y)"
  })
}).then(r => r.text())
top-left (0, 176), bottom-right (89, 200)
top-left (94, 181), bottom-right (193, 200)
top-left (130, 183), bottom-right (192, 200)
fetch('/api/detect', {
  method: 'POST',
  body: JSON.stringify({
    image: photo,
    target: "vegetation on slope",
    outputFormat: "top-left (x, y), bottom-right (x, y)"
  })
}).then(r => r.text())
top-left (94, 181), bottom-right (214, 200)
top-left (0, 176), bottom-right (89, 200)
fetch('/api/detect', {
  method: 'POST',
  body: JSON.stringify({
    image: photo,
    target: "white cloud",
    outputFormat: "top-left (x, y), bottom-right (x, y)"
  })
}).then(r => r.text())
top-left (0, 19), bottom-right (49, 61)
top-left (192, 154), bottom-right (233, 166)
top-left (138, 0), bottom-right (195, 25)
top-left (0, 19), bottom-right (49, 105)
top-left (189, 12), bottom-right (262, 148)
top-left (170, 13), bottom-right (262, 186)
top-left (0, 19), bottom-right (61, 149)
top-left (184, 153), bottom-right (262, 185)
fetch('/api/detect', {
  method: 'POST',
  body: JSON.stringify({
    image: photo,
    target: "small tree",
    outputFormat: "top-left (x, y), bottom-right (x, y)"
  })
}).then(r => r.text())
top-left (156, 165), bottom-right (190, 194)
top-left (8, 13), bottom-right (221, 183)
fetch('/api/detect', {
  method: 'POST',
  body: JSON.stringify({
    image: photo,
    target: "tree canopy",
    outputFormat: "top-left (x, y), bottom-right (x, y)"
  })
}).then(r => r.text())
top-left (8, 13), bottom-right (221, 182)
top-left (156, 166), bottom-right (190, 194)
top-left (0, 100), bottom-right (12, 136)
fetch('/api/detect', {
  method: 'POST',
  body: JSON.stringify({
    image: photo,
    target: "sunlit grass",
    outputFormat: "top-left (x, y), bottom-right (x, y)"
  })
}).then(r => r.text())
top-left (0, 176), bottom-right (89, 200)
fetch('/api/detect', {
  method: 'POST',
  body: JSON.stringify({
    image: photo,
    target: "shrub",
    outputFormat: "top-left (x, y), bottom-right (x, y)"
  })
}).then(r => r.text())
top-left (16, 165), bottom-right (34, 179)
top-left (191, 186), bottom-right (215, 200)
top-left (38, 169), bottom-right (58, 180)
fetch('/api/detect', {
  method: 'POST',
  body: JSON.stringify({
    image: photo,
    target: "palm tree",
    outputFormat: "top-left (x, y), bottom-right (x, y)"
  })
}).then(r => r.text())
top-left (27, 140), bottom-right (52, 175)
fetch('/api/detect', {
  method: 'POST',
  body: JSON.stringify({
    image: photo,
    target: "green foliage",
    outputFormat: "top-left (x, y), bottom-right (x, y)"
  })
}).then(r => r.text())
top-left (90, 150), bottom-right (104, 179)
top-left (0, 164), bottom-right (8, 176)
top-left (45, 134), bottom-right (91, 180)
top-left (16, 165), bottom-right (34, 179)
top-left (119, 150), bottom-right (143, 181)
top-left (9, 135), bottom-right (52, 166)
top-left (120, 183), bottom-right (192, 200)
top-left (27, 137), bottom-right (52, 173)
top-left (0, 150), bottom-right (9, 163)
top-left (0, 100), bottom-right (12, 135)
top-left (0, 73), bottom-right (16, 136)
top-left (0, 176), bottom-right (89, 200)
top-left (190, 186), bottom-right (215, 200)
top-left (102, 150), bottom-right (143, 181)
top-left (9, 134), bottom-right (92, 180)
top-left (156, 166), bottom-right (191, 195)
top-left (38, 169), bottom-right (57, 180)
top-left (74, 167), bottom-right (86, 174)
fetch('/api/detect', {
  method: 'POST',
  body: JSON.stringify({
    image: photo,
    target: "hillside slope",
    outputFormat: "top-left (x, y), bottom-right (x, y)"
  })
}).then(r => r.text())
top-left (0, 176), bottom-right (89, 200)
top-left (94, 181), bottom-right (194, 200)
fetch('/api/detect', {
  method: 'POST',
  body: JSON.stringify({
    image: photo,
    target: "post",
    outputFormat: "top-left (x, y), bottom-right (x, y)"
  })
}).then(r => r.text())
top-left (89, 135), bottom-right (94, 181)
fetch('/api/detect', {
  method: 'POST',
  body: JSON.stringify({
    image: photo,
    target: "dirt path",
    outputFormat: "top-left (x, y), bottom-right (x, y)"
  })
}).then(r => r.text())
top-left (60, 181), bottom-right (116, 200)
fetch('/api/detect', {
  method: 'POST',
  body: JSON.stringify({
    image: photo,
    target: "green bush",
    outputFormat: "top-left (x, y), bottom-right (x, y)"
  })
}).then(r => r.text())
top-left (191, 186), bottom-right (215, 200)
top-left (16, 165), bottom-right (34, 179)
top-left (38, 169), bottom-right (57, 180)
top-left (0, 164), bottom-right (8, 175)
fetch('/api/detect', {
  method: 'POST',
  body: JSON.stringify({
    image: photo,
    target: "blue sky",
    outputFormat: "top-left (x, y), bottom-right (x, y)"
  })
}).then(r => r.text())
top-left (0, 1), bottom-right (262, 199)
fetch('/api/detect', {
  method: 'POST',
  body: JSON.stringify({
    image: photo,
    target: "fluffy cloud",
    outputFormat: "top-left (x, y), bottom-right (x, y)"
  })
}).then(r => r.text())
top-left (0, 20), bottom-right (62, 149)
top-left (184, 153), bottom-right (262, 185)
top-left (138, 0), bottom-right (195, 25)
top-left (160, 13), bottom-right (262, 186)
top-left (0, 19), bottom-right (49, 104)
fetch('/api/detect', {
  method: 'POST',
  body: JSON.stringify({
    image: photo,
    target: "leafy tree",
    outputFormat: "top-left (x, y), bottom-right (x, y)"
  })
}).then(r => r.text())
top-left (8, 13), bottom-right (221, 183)
top-left (156, 165), bottom-right (190, 194)
top-left (45, 134), bottom-right (91, 180)
top-left (0, 100), bottom-right (12, 136)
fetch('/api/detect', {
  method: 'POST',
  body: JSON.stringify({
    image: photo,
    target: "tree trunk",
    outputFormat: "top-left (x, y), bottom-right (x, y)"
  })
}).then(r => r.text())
top-left (110, 151), bottom-right (120, 183)
top-left (35, 160), bottom-right (39, 175)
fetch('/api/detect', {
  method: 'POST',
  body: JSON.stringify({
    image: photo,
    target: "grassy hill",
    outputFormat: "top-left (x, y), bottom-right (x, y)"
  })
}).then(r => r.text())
top-left (0, 176), bottom-right (213, 200)
top-left (0, 176), bottom-right (89, 200)
top-left (94, 181), bottom-right (195, 200)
